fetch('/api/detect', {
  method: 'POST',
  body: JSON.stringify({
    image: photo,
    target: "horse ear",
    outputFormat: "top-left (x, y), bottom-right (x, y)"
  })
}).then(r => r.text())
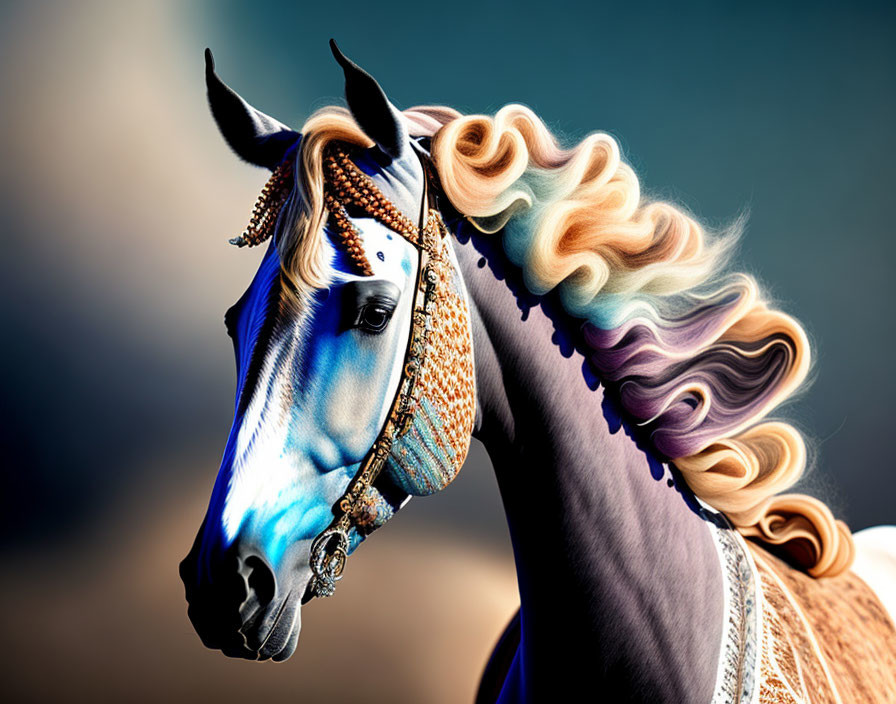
top-left (329, 39), bottom-right (409, 161)
top-left (205, 49), bottom-right (300, 169)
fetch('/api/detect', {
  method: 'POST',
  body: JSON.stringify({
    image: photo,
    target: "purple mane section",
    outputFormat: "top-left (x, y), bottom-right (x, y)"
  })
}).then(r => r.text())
top-left (584, 287), bottom-right (796, 459)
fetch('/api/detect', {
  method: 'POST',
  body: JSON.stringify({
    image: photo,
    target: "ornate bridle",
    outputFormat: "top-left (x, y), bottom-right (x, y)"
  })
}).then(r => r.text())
top-left (231, 143), bottom-right (475, 599)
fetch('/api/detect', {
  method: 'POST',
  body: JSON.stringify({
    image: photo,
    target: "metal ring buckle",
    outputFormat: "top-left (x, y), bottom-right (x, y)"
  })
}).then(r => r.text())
top-left (309, 527), bottom-right (350, 598)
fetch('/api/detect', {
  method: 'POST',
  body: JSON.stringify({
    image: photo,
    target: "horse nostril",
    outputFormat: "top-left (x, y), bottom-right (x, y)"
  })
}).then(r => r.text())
top-left (244, 554), bottom-right (276, 609)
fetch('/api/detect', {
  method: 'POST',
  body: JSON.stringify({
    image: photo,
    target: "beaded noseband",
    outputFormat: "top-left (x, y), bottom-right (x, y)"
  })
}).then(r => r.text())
top-left (230, 143), bottom-right (474, 600)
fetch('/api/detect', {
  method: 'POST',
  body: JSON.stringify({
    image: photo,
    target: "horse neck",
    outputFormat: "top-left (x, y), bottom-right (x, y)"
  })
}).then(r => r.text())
top-left (453, 230), bottom-right (725, 700)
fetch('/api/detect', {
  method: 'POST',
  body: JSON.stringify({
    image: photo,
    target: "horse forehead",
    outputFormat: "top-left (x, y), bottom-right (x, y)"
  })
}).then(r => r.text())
top-left (327, 216), bottom-right (418, 286)
top-left (352, 148), bottom-right (424, 222)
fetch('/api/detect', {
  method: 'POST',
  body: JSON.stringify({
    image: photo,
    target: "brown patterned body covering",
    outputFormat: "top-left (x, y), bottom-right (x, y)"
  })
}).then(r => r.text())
top-left (749, 543), bottom-right (896, 703)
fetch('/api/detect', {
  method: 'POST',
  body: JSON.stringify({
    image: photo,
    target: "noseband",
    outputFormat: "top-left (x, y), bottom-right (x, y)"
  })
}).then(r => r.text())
top-left (308, 145), bottom-right (455, 598)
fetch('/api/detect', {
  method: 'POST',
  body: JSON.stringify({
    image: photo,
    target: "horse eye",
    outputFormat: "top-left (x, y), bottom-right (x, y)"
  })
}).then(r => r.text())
top-left (345, 281), bottom-right (399, 334)
top-left (356, 304), bottom-right (393, 334)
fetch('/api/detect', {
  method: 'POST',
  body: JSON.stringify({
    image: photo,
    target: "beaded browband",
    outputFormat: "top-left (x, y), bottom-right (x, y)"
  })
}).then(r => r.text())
top-left (322, 146), bottom-right (424, 274)
top-left (227, 144), bottom-right (425, 263)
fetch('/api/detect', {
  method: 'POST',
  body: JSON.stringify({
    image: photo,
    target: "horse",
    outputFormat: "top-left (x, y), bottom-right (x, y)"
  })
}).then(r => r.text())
top-left (179, 42), bottom-right (896, 702)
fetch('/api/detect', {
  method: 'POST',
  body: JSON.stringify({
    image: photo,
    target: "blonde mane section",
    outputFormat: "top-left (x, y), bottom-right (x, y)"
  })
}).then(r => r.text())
top-left (282, 104), bottom-right (853, 577)
top-left (277, 106), bottom-right (373, 296)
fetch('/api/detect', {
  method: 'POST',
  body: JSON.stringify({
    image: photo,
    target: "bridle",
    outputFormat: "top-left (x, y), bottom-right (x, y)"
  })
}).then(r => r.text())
top-left (307, 144), bottom-right (450, 598)
top-left (229, 140), bottom-right (470, 600)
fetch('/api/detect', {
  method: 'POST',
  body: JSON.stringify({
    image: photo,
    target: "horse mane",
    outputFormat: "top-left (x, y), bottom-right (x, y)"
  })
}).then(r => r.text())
top-left (283, 104), bottom-right (854, 578)
top-left (275, 106), bottom-right (374, 296)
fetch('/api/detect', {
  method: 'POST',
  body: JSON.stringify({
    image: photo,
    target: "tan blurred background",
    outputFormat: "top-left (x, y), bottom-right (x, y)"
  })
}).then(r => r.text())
top-left (1, 0), bottom-right (894, 702)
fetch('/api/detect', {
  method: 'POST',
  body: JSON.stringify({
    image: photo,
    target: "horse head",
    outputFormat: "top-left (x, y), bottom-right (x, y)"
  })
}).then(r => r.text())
top-left (179, 42), bottom-right (475, 661)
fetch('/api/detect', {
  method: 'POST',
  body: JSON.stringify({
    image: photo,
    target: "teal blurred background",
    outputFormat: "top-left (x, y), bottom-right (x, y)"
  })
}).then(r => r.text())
top-left (0, 0), bottom-right (893, 701)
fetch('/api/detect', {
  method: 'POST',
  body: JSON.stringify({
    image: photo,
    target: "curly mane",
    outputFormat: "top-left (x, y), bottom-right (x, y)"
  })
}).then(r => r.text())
top-left (283, 103), bottom-right (853, 577)
top-left (415, 104), bottom-right (853, 578)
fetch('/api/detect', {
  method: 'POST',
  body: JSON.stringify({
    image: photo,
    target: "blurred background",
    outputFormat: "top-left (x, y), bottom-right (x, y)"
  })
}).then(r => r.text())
top-left (0, 0), bottom-right (893, 701)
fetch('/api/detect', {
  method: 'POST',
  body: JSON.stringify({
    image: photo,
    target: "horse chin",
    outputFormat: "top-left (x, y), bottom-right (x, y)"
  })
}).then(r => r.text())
top-left (257, 598), bottom-right (301, 662)
top-left (228, 588), bottom-right (303, 662)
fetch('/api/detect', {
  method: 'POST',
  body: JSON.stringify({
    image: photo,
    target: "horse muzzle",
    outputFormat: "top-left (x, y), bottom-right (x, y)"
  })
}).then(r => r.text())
top-left (179, 533), bottom-right (304, 662)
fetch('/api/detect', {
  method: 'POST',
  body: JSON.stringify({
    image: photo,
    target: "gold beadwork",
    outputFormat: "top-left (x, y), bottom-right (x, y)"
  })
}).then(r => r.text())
top-left (232, 144), bottom-right (429, 258)
top-left (322, 144), bottom-right (426, 274)
top-left (230, 160), bottom-right (293, 248)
